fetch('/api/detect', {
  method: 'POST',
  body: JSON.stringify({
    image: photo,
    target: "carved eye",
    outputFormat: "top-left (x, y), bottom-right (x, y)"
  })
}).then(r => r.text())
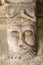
top-left (24, 30), bottom-right (33, 36)
top-left (11, 31), bottom-right (19, 38)
top-left (22, 30), bottom-right (33, 40)
top-left (23, 30), bottom-right (35, 46)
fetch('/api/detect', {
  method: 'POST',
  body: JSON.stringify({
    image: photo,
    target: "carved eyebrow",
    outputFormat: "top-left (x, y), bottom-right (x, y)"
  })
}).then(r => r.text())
top-left (24, 30), bottom-right (33, 36)
top-left (11, 31), bottom-right (18, 33)
top-left (11, 31), bottom-right (19, 36)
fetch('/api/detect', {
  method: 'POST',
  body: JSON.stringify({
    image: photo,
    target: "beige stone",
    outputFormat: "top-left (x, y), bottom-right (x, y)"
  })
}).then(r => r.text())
top-left (0, 0), bottom-right (43, 65)
top-left (5, 0), bottom-right (34, 3)
top-left (5, 0), bottom-right (37, 60)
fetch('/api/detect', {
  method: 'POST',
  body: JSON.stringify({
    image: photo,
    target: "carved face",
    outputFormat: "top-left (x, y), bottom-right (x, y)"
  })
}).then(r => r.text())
top-left (7, 24), bottom-right (36, 50)
top-left (7, 2), bottom-right (37, 59)
top-left (7, 18), bottom-right (37, 59)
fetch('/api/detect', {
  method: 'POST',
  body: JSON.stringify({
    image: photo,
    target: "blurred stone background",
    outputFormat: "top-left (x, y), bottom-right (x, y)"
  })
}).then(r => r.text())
top-left (0, 6), bottom-right (8, 58)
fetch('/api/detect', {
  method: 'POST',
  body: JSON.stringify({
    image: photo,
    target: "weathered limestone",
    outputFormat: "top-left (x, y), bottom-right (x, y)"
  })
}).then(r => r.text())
top-left (0, 0), bottom-right (43, 65)
top-left (5, 0), bottom-right (34, 3)
top-left (6, 0), bottom-right (37, 60)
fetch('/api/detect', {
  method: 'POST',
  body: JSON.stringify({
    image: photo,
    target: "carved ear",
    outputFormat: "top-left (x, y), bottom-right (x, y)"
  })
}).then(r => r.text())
top-left (0, 0), bottom-right (2, 6)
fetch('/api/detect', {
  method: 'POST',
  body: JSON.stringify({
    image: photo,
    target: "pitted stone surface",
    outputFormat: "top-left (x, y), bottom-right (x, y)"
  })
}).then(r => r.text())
top-left (0, 0), bottom-right (43, 65)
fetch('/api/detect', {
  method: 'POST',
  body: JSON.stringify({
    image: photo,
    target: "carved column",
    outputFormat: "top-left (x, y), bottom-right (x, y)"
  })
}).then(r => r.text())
top-left (5, 0), bottom-right (37, 60)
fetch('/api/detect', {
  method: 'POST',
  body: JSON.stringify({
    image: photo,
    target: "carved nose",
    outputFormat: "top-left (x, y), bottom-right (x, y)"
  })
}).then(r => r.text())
top-left (19, 35), bottom-right (23, 47)
top-left (19, 39), bottom-right (23, 46)
top-left (19, 44), bottom-right (23, 47)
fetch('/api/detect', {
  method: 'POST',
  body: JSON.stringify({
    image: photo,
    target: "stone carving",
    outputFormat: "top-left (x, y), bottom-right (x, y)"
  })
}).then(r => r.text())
top-left (0, 0), bottom-right (43, 65)
top-left (6, 0), bottom-right (37, 59)
top-left (5, 0), bottom-right (35, 4)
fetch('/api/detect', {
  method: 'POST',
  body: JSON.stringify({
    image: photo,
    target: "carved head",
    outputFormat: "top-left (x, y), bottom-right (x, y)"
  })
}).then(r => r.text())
top-left (6, 2), bottom-right (37, 59)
